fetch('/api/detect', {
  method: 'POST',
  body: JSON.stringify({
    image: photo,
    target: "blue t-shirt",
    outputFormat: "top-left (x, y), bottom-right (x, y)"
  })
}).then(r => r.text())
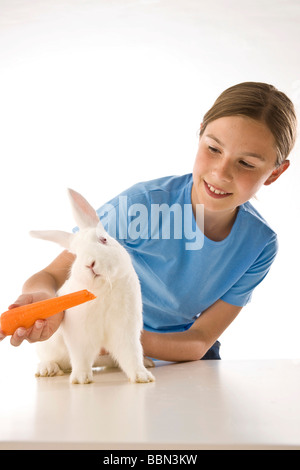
top-left (96, 174), bottom-right (278, 333)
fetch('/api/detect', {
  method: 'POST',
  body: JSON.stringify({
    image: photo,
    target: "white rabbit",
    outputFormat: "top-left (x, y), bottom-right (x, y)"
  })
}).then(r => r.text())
top-left (30, 189), bottom-right (155, 385)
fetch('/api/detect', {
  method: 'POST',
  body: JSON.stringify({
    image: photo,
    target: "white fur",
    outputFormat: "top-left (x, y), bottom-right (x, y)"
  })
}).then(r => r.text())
top-left (31, 189), bottom-right (155, 384)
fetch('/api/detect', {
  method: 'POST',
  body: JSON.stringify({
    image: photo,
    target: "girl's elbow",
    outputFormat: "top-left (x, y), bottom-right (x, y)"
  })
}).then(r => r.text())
top-left (188, 342), bottom-right (208, 361)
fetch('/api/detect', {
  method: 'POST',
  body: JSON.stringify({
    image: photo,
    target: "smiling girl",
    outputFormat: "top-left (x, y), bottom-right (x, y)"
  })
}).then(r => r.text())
top-left (1, 82), bottom-right (297, 362)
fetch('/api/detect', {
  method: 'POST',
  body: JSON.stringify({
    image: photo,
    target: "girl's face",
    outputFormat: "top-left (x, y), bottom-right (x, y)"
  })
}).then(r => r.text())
top-left (192, 115), bottom-right (289, 214)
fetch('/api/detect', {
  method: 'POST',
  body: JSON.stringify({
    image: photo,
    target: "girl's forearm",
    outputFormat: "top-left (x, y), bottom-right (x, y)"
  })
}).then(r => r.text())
top-left (22, 270), bottom-right (58, 297)
top-left (21, 250), bottom-right (74, 298)
top-left (141, 329), bottom-right (205, 362)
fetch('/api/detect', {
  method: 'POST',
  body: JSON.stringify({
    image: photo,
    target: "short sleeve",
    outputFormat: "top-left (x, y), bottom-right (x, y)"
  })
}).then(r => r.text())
top-left (221, 235), bottom-right (279, 307)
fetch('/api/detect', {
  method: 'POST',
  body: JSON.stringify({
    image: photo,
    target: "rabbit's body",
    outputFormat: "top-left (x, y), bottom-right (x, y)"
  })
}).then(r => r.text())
top-left (32, 190), bottom-right (154, 384)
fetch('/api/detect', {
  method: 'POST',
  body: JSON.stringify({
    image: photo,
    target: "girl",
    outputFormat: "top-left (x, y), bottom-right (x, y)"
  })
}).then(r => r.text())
top-left (1, 82), bottom-right (297, 361)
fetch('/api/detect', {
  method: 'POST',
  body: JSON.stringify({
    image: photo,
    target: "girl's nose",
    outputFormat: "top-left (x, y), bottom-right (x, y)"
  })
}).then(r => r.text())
top-left (211, 159), bottom-right (233, 182)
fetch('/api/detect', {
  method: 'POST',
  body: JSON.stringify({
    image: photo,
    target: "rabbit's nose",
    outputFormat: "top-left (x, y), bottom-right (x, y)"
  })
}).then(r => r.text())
top-left (86, 261), bottom-right (100, 277)
top-left (86, 261), bottom-right (96, 271)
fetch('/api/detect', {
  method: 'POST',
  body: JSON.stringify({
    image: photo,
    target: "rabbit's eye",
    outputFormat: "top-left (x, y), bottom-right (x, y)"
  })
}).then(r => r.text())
top-left (98, 236), bottom-right (107, 244)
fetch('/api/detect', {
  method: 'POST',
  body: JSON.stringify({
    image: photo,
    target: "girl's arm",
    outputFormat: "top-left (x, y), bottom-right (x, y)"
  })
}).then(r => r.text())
top-left (141, 299), bottom-right (242, 362)
top-left (0, 250), bottom-right (75, 346)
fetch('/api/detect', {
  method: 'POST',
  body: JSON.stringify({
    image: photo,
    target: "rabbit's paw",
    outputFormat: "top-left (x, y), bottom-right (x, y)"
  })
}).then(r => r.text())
top-left (36, 361), bottom-right (64, 377)
top-left (70, 369), bottom-right (93, 384)
top-left (134, 367), bottom-right (155, 383)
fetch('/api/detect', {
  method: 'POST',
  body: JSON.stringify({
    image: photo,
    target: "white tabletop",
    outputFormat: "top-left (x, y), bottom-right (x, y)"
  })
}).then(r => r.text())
top-left (0, 353), bottom-right (300, 450)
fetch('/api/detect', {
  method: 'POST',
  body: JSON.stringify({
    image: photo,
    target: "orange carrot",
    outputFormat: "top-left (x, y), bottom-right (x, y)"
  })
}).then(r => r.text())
top-left (0, 290), bottom-right (96, 336)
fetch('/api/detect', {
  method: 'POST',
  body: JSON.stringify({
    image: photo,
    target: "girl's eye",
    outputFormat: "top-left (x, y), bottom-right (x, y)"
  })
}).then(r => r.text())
top-left (240, 160), bottom-right (255, 169)
top-left (208, 146), bottom-right (220, 154)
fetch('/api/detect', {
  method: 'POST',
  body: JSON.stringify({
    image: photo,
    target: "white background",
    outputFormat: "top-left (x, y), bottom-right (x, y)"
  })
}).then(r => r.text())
top-left (0, 0), bottom-right (299, 361)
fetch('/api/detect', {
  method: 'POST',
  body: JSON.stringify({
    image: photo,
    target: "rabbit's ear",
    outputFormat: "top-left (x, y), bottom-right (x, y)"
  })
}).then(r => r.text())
top-left (68, 188), bottom-right (99, 229)
top-left (30, 230), bottom-right (73, 250)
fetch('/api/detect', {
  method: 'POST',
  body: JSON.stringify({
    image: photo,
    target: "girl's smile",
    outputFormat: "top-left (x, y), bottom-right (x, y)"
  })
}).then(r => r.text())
top-left (204, 180), bottom-right (233, 198)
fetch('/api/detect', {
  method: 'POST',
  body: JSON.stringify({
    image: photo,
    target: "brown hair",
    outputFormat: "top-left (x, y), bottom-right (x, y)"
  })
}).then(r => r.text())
top-left (200, 82), bottom-right (297, 166)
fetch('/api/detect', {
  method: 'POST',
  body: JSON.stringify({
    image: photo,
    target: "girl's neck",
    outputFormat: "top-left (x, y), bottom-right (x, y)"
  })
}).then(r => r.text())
top-left (203, 207), bottom-right (238, 241)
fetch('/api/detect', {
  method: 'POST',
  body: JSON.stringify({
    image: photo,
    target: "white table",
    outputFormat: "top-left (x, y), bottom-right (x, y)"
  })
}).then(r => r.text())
top-left (0, 355), bottom-right (300, 450)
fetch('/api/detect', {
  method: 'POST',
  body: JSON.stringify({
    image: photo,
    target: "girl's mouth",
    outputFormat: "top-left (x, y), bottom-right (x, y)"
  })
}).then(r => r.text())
top-left (204, 180), bottom-right (232, 199)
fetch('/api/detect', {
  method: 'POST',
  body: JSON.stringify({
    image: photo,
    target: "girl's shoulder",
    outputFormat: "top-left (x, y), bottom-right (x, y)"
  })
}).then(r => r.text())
top-left (238, 200), bottom-right (277, 242)
top-left (120, 173), bottom-right (192, 199)
top-left (102, 174), bottom-right (192, 209)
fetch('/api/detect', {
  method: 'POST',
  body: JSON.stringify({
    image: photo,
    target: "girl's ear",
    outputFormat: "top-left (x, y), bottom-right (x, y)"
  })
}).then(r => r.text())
top-left (264, 160), bottom-right (290, 186)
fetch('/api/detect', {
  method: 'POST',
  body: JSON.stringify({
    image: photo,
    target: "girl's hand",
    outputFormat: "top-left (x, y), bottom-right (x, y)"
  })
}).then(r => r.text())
top-left (0, 292), bottom-right (64, 347)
